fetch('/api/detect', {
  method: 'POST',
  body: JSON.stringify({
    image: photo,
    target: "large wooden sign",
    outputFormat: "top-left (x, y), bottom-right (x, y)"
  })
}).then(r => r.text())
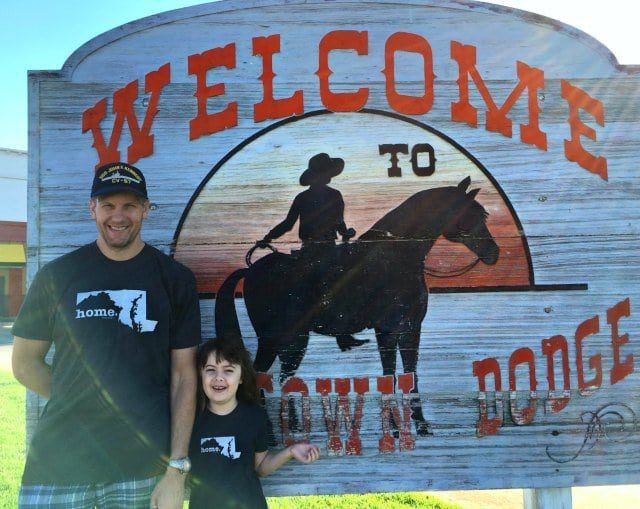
top-left (29, 0), bottom-right (640, 495)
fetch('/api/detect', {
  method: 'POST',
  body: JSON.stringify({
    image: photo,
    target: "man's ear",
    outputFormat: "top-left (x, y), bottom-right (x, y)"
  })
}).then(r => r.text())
top-left (89, 198), bottom-right (97, 219)
top-left (142, 200), bottom-right (151, 219)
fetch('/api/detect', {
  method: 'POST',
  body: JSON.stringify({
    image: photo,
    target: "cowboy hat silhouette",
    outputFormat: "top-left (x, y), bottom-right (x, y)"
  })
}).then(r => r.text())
top-left (299, 153), bottom-right (345, 186)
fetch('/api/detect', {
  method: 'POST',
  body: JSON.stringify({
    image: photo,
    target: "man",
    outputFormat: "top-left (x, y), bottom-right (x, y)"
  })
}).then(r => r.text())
top-left (12, 162), bottom-right (200, 509)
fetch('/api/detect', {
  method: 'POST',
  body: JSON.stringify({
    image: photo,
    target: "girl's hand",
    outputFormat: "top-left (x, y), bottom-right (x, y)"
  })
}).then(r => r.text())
top-left (255, 443), bottom-right (321, 476)
top-left (289, 443), bottom-right (321, 464)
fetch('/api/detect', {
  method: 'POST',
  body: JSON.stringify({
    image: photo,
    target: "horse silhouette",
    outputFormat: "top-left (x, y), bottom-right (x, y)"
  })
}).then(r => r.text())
top-left (215, 177), bottom-right (499, 435)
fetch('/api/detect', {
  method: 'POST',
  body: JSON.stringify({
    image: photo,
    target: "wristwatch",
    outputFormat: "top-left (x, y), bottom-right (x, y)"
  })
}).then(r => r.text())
top-left (168, 457), bottom-right (191, 474)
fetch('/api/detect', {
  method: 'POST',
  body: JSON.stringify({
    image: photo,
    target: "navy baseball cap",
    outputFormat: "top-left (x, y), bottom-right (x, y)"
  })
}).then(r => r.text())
top-left (91, 162), bottom-right (148, 199)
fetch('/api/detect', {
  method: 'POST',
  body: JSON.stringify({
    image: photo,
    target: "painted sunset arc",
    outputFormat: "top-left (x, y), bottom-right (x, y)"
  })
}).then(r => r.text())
top-left (172, 110), bottom-right (531, 295)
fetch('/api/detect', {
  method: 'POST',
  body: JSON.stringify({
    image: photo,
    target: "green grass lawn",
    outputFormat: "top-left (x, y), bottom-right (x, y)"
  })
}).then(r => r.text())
top-left (0, 369), bottom-right (459, 509)
top-left (268, 492), bottom-right (460, 508)
top-left (0, 370), bottom-right (25, 509)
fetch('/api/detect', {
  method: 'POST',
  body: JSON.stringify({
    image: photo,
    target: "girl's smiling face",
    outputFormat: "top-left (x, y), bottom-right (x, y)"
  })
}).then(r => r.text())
top-left (202, 352), bottom-right (242, 414)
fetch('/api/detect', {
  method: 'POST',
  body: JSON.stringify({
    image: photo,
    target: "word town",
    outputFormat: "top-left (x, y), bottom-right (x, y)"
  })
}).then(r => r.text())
top-left (256, 372), bottom-right (419, 456)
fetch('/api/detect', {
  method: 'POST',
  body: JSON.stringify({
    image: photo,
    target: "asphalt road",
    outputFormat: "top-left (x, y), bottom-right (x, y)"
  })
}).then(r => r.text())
top-left (0, 320), bottom-right (13, 344)
top-left (0, 321), bottom-right (13, 371)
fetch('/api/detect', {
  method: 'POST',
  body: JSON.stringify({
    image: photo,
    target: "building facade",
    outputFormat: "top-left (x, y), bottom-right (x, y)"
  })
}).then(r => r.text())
top-left (0, 148), bottom-right (27, 317)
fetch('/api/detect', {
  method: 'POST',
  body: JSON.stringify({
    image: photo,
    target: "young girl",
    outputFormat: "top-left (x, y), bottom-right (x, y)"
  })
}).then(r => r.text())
top-left (189, 338), bottom-right (321, 509)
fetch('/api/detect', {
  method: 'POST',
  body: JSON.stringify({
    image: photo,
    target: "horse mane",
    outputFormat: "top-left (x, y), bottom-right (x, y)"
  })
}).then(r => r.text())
top-left (468, 199), bottom-right (489, 220)
top-left (359, 186), bottom-right (470, 241)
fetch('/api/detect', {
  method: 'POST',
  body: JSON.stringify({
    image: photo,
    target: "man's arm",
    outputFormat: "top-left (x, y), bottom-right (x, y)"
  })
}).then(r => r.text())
top-left (12, 336), bottom-right (52, 398)
top-left (167, 346), bottom-right (198, 461)
top-left (150, 346), bottom-right (198, 509)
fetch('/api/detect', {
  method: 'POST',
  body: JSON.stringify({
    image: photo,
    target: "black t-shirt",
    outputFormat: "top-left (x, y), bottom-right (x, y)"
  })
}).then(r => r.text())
top-left (12, 242), bottom-right (201, 484)
top-left (189, 403), bottom-right (269, 509)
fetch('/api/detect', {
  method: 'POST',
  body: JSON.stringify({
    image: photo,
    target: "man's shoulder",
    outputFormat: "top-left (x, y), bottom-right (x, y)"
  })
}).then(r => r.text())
top-left (143, 244), bottom-right (196, 280)
top-left (40, 243), bottom-right (97, 275)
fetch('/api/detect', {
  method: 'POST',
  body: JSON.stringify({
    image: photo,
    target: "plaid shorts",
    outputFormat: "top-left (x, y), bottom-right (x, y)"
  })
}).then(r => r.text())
top-left (18, 476), bottom-right (161, 509)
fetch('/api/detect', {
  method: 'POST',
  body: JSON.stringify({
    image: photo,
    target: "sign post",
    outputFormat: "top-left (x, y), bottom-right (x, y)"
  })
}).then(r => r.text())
top-left (524, 487), bottom-right (572, 509)
top-left (28, 0), bottom-right (640, 503)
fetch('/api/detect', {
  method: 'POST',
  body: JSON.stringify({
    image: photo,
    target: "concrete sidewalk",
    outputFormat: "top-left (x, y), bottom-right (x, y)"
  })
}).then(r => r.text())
top-left (432, 485), bottom-right (640, 508)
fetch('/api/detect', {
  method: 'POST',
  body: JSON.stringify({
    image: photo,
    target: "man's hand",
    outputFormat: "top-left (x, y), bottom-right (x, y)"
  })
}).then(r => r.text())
top-left (149, 469), bottom-right (185, 509)
top-left (12, 337), bottom-right (52, 398)
top-left (154, 346), bottom-right (197, 508)
top-left (256, 238), bottom-right (271, 249)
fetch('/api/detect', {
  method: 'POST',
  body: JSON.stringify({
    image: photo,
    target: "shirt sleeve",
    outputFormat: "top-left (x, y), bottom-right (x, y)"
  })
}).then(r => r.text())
top-left (11, 265), bottom-right (55, 342)
top-left (254, 406), bottom-right (269, 453)
top-left (169, 267), bottom-right (202, 350)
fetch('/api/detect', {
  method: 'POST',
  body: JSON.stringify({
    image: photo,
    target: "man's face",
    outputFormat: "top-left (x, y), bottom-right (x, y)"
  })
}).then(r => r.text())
top-left (89, 192), bottom-right (149, 253)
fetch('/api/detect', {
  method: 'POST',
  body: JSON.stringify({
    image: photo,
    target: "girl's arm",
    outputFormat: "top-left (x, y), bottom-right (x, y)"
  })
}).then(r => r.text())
top-left (254, 443), bottom-right (321, 477)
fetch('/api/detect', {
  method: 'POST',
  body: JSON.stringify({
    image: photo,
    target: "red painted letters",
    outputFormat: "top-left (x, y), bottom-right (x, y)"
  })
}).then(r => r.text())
top-left (253, 35), bottom-right (304, 122)
top-left (541, 335), bottom-right (571, 413)
top-left (383, 32), bottom-right (434, 115)
top-left (472, 357), bottom-right (503, 437)
top-left (280, 377), bottom-right (311, 446)
top-left (317, 30), bottom-right (369, 112)
top-left (188, 43), bottom-right (238, 140)
top-left (508, 347), bottom-right (537, 425)
top-left (450, 41), bottom-right (547, 150)
top-left (82, 63), bottom-right (170, 169)
top-left (561, 79), bottom-right (608, 180)
top-left (81, 32), bottom-right (609, 178)
top-left (608, 298), bottom-right (633, 385)
top-left (377, 374), bottom-right (416, 453)
top-left (575, 315), bottom-right (602, 395)
top-left (473, 298), bottom-right (632, 435)
top-left (316, 377), bottom-right (368, 455)
top-left (256, 373), bottom-right (421, 452)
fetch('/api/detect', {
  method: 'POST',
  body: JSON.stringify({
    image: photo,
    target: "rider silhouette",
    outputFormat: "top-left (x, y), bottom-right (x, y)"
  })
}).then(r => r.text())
top-left (258, 153), bottom-right (366, 352)
top-left (260, 153), bottom-right (354, 246)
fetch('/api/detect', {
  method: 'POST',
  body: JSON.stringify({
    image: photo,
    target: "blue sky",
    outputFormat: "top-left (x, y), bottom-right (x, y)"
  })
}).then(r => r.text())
top-left (1, 0), bottom-right (636, 151)
top-left (1, 0), bottom-right (203, 151)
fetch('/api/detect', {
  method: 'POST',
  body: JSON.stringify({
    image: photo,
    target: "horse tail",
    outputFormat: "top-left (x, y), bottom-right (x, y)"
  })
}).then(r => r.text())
top-left (214, 268), bottom-right (248, 343)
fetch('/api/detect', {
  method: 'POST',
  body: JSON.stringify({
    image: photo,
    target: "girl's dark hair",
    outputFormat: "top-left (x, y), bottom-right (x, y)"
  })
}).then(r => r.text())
top-left (196, 338), bottom-right (258, 410)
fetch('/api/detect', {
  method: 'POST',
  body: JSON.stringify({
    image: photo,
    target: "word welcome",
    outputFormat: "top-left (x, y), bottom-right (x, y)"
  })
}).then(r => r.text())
top-left (472, 297), bottom-right (632, 436)
top-left (82, 30), bottom-right (608, 179)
